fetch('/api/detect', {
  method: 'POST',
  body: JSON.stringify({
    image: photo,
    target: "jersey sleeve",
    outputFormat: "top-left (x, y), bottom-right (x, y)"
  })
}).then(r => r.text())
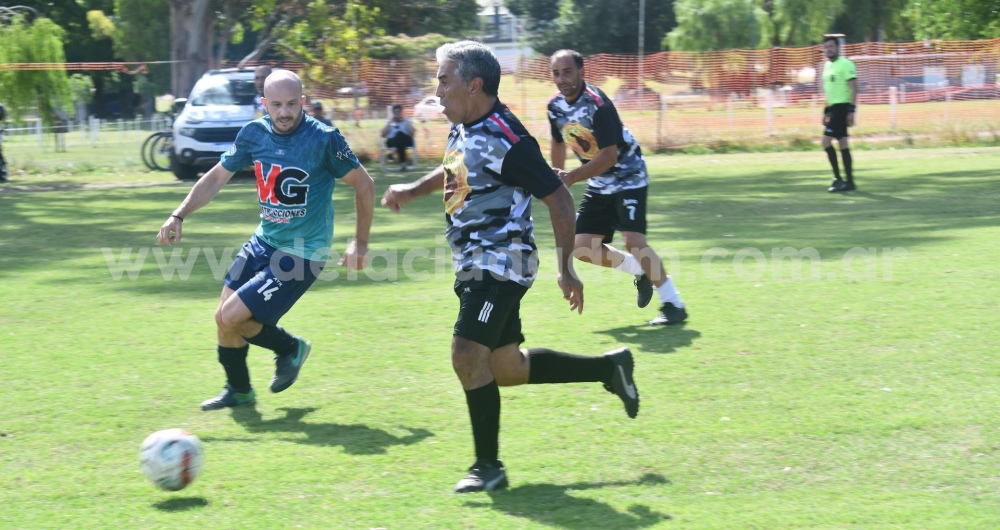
top-left (547, 103), bottom-right (564, 143)
top-left (220, 124), bottom-right (255, 172)
top-left (324, 129), bottom-right (361, 179)
top-left (500, 138), bottom-right (563, 199)
top-left (592, 102), bottom-right (625, 150)
top-left (845, 60), bottom-right (857, 81)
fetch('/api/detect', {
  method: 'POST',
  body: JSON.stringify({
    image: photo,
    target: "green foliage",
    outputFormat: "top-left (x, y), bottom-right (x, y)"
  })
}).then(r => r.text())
top-left (366, 0), bottom-right (479, 37)
top-left (366, 33), bottom-right (452, 59)
top-left (86, 9), bottom-right (116, 40)
top-left (759, 0), bottom-right (843, 47)
top-left (902, 0), bottom-right (1000, 40)
top-left (271, 1), bottom-right (379, 89)
top-left (505, 0), bottom-right (561, 26)
top-left (69, 74), bottom-right (95, 104)
top-left (0, 16), bottom-right (73, 125)
top-left (534, 0), bottom-right (676, 56)
top-left (112, 0), bottom-right (171, 94)
top-left (669, 0), bottom-right (844, 51)
top-left (667, 0), bottom-right (766, 51)
top-left (832, 0), bottom-right (912, 42)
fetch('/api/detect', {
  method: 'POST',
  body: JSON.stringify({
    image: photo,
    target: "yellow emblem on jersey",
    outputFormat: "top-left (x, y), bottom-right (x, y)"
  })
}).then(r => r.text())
top-left (442, 148), bottom-right (470, 215)
top-left (562, 121), bottom-right (600, 159)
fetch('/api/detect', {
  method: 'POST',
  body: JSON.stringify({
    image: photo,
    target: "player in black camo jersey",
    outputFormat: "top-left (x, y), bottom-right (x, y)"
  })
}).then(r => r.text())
top-left (548, 49), bottom-right (687, 326)
top-left (381, 40), bottom-right (640, 494)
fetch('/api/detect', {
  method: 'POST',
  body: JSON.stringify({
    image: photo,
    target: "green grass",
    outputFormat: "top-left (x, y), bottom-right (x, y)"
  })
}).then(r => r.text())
top-left (2, 147), bottom-right (999, 528)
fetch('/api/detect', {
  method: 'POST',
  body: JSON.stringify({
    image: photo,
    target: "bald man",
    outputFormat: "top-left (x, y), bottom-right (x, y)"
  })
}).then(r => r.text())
top-left (157, 70), bottom-right (376, 411)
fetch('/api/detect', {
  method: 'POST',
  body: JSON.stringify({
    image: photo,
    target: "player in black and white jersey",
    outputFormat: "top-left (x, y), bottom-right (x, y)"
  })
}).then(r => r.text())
top-left (382, 40), bottom-right (640, 494)
top-left (548, 49), bottom-right (687, 326)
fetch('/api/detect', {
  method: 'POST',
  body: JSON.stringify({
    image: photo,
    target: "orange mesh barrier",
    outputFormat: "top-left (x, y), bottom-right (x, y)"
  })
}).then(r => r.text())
top-left (280, 38), bottom-right (1000, 158)
top-left (6, 39), bottom-right (996, 160)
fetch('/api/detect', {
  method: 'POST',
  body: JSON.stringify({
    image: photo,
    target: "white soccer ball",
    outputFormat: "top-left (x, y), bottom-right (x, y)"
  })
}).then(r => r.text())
top-left (139, 428), bottom-right (203, 491)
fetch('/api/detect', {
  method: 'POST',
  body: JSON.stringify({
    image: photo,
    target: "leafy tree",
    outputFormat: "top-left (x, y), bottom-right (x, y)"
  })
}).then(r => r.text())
top-left (535, 0), bottom-right (676, 55)
top-left (505, 0), bottom-right (560, 28)
top-left (69, 73), bottom-right (95, 121)
top-left (13, 0), bottom-right (120, 118)
top-left (902, 0), bottom-right (1000, 40)
top-left (667, 0), bottom-right (765, 51)
top-left (832, 0), bottom-right (912, 42)
top-left (758, 0), bottom-right (843, 47)
top-left (366, 33), bottom-right (453, 59)
top-left (365, 0), bottom-right (479, 36)
top-left (667, 0), bottom-right (844, 51)
top-left (113, 0), bottom-right (172, 94)
top-left (0, 16), bottom-right (73, 125)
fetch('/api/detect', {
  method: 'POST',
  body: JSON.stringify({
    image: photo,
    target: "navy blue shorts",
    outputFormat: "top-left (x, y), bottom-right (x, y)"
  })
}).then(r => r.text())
top-left (224, 235), bottom-right (324, 326)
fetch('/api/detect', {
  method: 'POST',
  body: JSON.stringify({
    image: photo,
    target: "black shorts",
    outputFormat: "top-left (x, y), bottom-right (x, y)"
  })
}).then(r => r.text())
top-left (823, 103), bottom-right (851, 139)
top-left (453, 274), bottom-right (528, 350)
top-left (575, 186), bottom-right (648, 245)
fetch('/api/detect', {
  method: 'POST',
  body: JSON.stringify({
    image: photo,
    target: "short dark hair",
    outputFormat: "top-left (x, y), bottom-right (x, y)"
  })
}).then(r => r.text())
top-left (552, 49), bottom-right (584, 69)
top-left (392, 104), bottom-right (403, 112)
top-left (823, 35), bottom-right (840, 45)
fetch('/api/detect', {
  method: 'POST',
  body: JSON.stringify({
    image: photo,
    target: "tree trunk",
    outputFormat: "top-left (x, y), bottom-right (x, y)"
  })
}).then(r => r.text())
top-left (170, 0), bottom-right (215, 98)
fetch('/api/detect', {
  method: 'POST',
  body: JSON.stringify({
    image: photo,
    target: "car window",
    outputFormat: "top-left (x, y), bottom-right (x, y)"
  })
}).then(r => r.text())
top-left (190, 76), bottom-right (257, 106)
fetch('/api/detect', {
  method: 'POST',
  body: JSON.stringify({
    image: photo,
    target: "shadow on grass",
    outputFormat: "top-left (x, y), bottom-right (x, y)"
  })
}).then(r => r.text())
top-left (5, 164), bottom-right (1000, 295)
top-left (230, 406), bottom-right (433, 455)
top-left (152, 496), bottom-right (210, 511)
top-left (464, 473), bottom-right (672, 529)
top-left (595, 324), bottom-right (700, 355)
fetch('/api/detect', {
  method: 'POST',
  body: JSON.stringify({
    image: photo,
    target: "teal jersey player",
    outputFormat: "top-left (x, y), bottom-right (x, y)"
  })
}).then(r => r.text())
top-left (157, 70), bottom-right (375, 412)
top-left (221, 114), bottom-right (359, 261)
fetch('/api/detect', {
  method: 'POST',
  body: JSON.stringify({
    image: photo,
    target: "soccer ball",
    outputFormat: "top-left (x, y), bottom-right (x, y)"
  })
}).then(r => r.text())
top-left (139, 428), bottom-right (203, 491)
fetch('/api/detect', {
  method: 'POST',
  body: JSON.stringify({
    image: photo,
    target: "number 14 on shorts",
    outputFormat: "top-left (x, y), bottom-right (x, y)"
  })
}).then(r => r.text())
top-left (257, 277), bottom-right (282, 301)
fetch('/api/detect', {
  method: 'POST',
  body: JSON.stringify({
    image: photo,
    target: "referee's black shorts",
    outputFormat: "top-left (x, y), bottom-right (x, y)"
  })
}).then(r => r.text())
top-left (823, 103), bottom-right (851, 139)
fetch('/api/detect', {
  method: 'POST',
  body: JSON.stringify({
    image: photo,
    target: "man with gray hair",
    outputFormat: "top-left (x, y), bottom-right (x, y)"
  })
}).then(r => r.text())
top-left (382, 40), bottom-right (639, 493)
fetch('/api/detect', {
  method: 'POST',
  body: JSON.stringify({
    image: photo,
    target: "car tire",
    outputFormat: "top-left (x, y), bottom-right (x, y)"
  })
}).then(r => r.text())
top-left (169, 150), bottom-right (200, 181)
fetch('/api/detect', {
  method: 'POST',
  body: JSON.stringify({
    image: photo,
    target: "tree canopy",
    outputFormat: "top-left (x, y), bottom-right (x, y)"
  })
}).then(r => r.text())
top-left (533, 0), bottom-right (676, 56)
top-left (665, 0), bottom-right (1000, 51)
top-left (0, 15), bottom-right (73, 125)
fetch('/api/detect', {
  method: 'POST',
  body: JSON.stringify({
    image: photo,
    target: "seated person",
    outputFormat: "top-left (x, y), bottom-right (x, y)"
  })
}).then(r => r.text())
top-left (311, 101), bottom-right (332, 126)
top-left (380, 104), bottom-right (415, 171)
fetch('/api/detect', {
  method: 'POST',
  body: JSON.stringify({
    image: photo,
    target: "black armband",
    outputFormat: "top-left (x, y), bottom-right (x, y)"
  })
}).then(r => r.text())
top-left (848, 104), bottom-right (857, 113)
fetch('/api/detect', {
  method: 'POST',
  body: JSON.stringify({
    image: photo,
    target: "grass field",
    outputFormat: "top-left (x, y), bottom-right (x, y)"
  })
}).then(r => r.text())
top-left (2, 147), bottom-right (999, 528)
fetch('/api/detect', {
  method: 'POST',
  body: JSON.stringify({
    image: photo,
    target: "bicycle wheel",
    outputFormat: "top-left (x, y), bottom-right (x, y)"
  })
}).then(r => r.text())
top-left (149, 133), bottom-right (173, 171)
top-left (141, 132), bottom-right (163, 170)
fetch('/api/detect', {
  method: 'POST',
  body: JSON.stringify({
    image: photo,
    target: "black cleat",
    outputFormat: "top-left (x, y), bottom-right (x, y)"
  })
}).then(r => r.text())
top-left (634, 273), bottom-right (653, 308)
top-left (840, 182), bottom-right (856, 191)
top-left (454, 459), bottom-right (509, 493)
top-left (270, 337), bottom-right (311, 393)
top-left (201, 385), bottom-right (256, 411)
top-left (649, 302), bottom-right (688, 326)
top-left (828, 179), bottom-right (846, 192)
top-left (604, 347), bottom-right (639, 419)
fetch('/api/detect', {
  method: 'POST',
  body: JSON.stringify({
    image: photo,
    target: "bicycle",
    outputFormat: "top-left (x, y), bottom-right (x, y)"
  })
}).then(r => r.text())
top-left (141, 112), bottom-right (174, 172)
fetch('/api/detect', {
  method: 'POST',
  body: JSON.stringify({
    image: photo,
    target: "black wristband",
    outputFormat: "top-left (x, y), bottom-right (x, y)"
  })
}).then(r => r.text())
top-left (848, 104), bottom-right (857, 113)
top-left (171, 214), bottom-right (184, 222)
